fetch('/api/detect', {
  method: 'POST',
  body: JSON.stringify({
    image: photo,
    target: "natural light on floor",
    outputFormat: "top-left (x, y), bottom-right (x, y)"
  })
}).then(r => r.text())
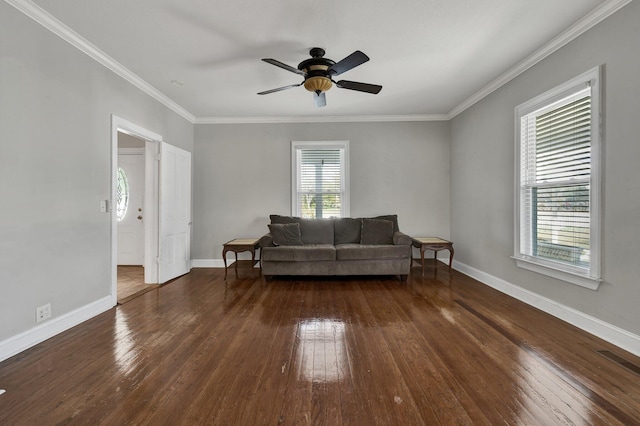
top-left (295, 319), bottom-right (347, 383)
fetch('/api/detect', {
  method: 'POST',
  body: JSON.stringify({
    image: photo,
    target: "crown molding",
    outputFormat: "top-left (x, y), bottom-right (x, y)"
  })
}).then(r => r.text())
top-left (5, 0), bottom-right (196, 124)
top-left (447, 0), bottom-right (633, 119)
top-left (6, 0), bottom-right (631, 125)
top-left (193, 114), bottom-right (448, 124)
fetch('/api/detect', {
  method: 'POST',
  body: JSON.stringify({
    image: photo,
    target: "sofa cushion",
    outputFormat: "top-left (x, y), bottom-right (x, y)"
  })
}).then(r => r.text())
top-left (335, 244), bottom-right (409, 260)
top-left (374, 214), bottom-right (400, 233)
top-left (270, 214), bottom-right (300, 224)
top-left (262, 244), bottom-right (336, 261)
top-left (361, 218), bottom-right (394, 245)
top-left (334, 217), bottom-right (362, 244)
top-left (299, 218), bottom-right (334, 244)
top-left (268, 223), bottom-right (303, 246)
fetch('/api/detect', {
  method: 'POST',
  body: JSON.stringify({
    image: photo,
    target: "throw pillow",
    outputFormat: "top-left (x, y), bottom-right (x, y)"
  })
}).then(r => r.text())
top-left (268, 223), bottom-right (303, 246)
top-left (360, 218), bottom-right (394, 245)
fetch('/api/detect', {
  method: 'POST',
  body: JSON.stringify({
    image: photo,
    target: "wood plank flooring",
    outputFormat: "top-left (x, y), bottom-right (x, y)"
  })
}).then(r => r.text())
top-left (1, 263), bottom-right (639, 425)
top-left (117, 265), bottom-right (159, 304)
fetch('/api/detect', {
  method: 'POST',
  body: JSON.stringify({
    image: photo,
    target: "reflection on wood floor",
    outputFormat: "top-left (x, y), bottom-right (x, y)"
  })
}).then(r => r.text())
top-left (2, 263), bottom-right (640, 424)
top-left (117, 265), bottom-right (159, 304)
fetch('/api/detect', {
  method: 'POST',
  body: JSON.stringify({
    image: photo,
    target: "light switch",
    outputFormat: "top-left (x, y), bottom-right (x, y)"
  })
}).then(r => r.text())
top-left (99, 200), bottom-right (108, 213)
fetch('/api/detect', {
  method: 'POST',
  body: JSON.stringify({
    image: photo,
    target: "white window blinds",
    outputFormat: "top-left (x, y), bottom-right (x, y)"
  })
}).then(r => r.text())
top-left (292, 142), bottom-right (349, 218)
top-left (515, 66), bottom-right (601, 288)
top-left (520, 90), bottom-right (591, 268)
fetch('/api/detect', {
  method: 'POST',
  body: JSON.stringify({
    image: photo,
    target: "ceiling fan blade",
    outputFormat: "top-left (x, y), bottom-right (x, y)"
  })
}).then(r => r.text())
top-left (313, 92), bottom-right (327, 108)
top-left (262, 58), bottom-right (305, 76)
top-left (257, 83), bottom-right (302, 95)
top-left (328, 51), bottom-right (369, 76)
top-left (336, 80), bottom-right (382, 94)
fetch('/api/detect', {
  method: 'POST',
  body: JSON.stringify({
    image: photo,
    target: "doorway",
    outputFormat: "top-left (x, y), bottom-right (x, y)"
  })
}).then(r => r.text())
top-left (116, 133), bottom-right (155, 303)
top-left (110, 115), bottom-right (192, 306)
top-left (111, 116), bottom-right (161, 305)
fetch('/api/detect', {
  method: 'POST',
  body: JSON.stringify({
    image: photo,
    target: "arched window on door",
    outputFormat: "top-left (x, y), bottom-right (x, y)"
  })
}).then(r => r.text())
top-left (116, 166), bottom-right (130, 222)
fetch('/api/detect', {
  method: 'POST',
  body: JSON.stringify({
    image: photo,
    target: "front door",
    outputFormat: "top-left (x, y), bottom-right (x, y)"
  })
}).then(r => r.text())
top-left (117, 152), bottom-right (144, 265)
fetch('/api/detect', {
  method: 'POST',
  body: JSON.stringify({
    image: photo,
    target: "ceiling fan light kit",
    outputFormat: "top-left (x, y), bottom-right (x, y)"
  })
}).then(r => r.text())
top-left (258, 47), bottom-right (382, 107)
top-left (303, 76), bottom-right (332, 94)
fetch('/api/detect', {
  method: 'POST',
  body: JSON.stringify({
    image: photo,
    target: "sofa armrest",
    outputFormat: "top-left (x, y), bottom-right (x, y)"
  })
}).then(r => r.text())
top-left (259, 233), bottom-right (275, 248)
top-left (393, 231), bottom-right (412, 246)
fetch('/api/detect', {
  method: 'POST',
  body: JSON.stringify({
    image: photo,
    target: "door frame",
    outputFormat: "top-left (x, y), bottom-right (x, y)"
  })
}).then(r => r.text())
top-left (111, 115), bottom-right (162, 304)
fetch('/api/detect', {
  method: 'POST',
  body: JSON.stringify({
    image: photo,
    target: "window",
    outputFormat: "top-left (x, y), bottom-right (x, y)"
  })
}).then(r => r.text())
top-left (292, 141), bottom-right (349, 218)
top-left (116, 166), bottom-right (129, 222)
top-left (514, 67), bottom-right (602, 289)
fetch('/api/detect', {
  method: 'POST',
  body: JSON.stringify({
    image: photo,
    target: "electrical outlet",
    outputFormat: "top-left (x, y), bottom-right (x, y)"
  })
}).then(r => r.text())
top-left (36, 303), bottom-right (51, 323)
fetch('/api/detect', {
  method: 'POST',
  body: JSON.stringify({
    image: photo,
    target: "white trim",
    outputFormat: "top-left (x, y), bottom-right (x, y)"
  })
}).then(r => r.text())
top-left (453, 260), bottom-right (640, 357)
top-left (448, 0), bottom-right (630, 119)
top-left (5, 0), bottom-right (195, 124)
top-left (111, 115), bottom-right (163, 296)
top-left (191, 259), bottom-right (225, 268)
top-left (5, 0), bottom-right (630, 124)
top-left (143, 141), bottom-right (161, 284)
top-left (513, 256), bottom-right (601, 290)
top-left (193, 114), bottom-right (448, 124)
top-left (117, 147), bottom-right (145, 155)
top-left (513, 66), bottom-right (602, 289)
top-left (113, 116), bottom-right (162, 143)
top-left (0, 296), bottom-right (113, 363)
top-left (191, 259), bottom-right (259, 268)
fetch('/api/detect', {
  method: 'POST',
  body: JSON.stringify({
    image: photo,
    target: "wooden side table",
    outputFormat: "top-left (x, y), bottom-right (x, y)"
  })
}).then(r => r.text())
top-left (222, 238), bottom-right (260, 278)
top-left (412, 237), bottom-right (454, 275)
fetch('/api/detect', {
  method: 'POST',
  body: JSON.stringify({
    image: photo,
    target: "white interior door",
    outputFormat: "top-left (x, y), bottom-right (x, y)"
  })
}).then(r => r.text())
top-left (117, 152), bottom-right (144, 265)
top-left (158, 142), bottom-right (192, 283)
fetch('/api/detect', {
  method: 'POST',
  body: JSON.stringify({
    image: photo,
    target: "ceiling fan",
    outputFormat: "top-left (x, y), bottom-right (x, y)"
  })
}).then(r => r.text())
top-left (258, 47), bottom-right (382, 107)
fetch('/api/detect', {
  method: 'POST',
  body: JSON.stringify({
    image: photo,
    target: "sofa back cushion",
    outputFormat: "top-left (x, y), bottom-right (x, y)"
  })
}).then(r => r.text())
top-left (361, 218), bottom-right (394, 245)
top-left (334, 218), bottom-right (362, 244)
top-left (373, 214), bottom-right (400, 233)
top-left (270, 214), bottom-right (300, 224)
top-left (299, 218), bottom-right (334, 244)
top-left (269, 215), bottom-right (334, 244)
top-left (268, 223), bottom-right (303, 246)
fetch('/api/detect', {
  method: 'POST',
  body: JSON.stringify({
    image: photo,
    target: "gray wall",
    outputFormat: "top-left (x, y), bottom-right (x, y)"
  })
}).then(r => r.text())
top-left (450, 1), bottom-right (640, 335)
top-left (3, 0), bottom-right (636, 358)
top-left (192, 121), bottom-right (450, 260)
top-left (0, 3), bottom-right (193, 341)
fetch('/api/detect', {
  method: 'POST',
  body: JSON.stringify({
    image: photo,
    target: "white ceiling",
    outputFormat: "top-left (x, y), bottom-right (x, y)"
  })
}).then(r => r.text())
top-left (17, 0), bottom-right (618, 122)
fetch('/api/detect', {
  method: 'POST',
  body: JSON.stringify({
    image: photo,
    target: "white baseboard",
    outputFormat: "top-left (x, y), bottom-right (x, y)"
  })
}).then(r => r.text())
top-left (0, 296), bottom-right (114, 363)
top-left (4, 260), bottom-right (636, 363)
top-left (191, 259), bottom-right (260, 268)
top-left (191, 259), bottom-right (224, 268)
top-left (453, 260), bottom-right (640, 357)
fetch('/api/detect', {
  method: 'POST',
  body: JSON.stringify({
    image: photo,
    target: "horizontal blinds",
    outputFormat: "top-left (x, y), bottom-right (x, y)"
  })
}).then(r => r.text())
top-left (297, 149), bottom-right (343, 218)
top-left (534, 184), bottom-right (590, 266)
top-left (520, 92), bottom-right (592, 268)
top-left (535, 96), bottom-right (591, 183)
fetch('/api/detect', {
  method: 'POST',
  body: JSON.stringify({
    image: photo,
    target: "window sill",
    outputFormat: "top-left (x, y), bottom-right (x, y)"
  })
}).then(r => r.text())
top-left (512, 256), bottom-right (602, 290)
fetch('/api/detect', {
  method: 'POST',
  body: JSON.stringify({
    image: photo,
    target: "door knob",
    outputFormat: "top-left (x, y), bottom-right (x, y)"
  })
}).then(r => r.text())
top-left (137, 215), bottom-right (143, 220)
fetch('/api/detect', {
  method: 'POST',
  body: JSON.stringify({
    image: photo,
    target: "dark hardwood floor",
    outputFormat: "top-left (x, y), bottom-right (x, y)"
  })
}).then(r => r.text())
top-left (117, 265), bottom-right (159, 304)
top-left (1, 263), bottom-right (639, 425)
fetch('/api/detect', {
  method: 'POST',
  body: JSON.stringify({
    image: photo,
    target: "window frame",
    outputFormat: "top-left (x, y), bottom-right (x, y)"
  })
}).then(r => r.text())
top-left (291, 140), bottom-right (350, 218)
top-left (513, 66), bottom-right (602, 290)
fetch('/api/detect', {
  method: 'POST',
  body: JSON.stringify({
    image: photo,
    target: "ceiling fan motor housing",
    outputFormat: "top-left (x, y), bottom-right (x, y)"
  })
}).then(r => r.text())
top-left (298, 48), bottom-right (335, 94)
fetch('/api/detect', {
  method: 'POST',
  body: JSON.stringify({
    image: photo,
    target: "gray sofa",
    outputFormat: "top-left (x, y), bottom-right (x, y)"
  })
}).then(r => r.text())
top-left (259, 214), bottom-right (412, 281)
